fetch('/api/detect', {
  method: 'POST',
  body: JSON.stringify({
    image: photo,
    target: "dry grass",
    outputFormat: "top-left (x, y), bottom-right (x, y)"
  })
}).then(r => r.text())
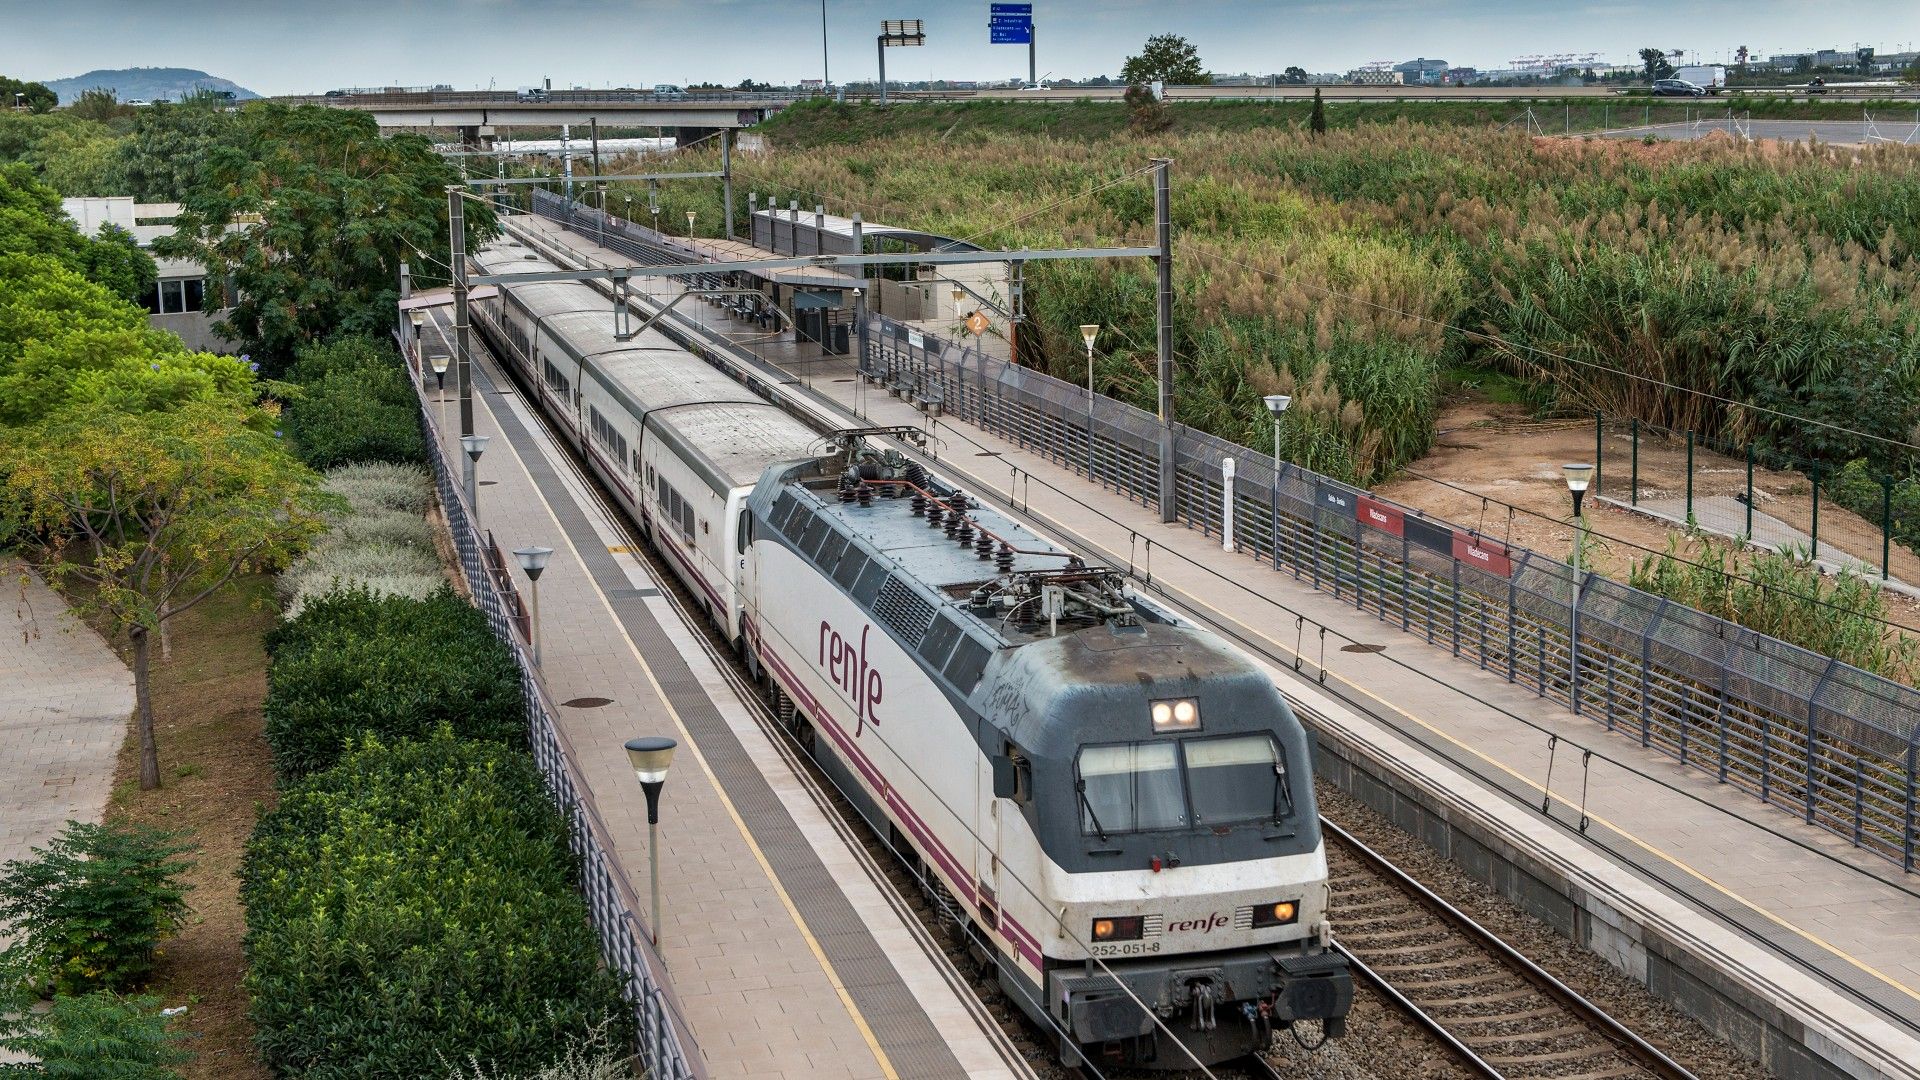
top-left (103, 575), bottom-right (278, 1080)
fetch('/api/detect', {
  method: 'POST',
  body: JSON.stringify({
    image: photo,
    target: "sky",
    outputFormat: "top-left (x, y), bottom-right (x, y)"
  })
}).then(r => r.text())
top-left (6, 0), bottom-right (1919, 96)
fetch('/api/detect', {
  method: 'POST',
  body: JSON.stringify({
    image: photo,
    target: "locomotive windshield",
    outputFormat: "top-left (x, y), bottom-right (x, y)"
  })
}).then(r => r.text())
top-left (1075, 734), bottom-right (1292, 838)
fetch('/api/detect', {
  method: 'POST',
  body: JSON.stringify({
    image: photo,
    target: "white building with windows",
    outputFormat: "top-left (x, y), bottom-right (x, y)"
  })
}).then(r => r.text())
top-left (62, 196), bottom-right (232, 353)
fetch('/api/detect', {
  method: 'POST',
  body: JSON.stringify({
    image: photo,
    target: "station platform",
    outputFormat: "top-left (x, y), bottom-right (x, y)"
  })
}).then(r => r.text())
top-left (412, 304), bottom-right (1028, 1080)
top-left (506, 212), bottom-right (1920, 1080)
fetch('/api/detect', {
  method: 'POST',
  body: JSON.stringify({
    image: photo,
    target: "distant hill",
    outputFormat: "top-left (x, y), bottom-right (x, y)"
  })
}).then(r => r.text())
top-left (43, 67), bottom-right (260, 105)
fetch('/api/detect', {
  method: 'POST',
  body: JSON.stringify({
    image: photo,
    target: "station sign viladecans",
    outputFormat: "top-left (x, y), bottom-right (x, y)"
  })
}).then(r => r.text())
top-left (988, 2), bottom-right (1032, 45)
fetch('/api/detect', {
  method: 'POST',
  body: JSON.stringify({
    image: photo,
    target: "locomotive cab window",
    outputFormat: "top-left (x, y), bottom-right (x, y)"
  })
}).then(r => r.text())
top-left (1075, 734), bottom-right (1290, 836)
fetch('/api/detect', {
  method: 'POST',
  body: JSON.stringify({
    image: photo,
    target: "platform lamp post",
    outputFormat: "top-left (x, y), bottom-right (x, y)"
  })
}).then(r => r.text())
top-left (430, 353), bottom-right (451, 434)
top-left (461, 434), bottom-right (490, 532)
top-left (625, 736), bottom-right (679, 946)
top-left (1080, 324), bottom-right (1100, 478)
top-left (408, 309), bottom-right (425, 366)
top-left (512, 546), bottom-right (553, 664)
top-left (1263, 394), bottom-right (1292, 477)
top-left (1562, 462), bottom-right (1594, 717)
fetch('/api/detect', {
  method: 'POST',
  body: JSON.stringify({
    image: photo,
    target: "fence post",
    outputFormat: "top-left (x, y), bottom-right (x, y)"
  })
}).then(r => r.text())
top-left (1883, 475), bottom-right (1894, 580)
top-left (1811, 465), bottom-right (1821, 559)
top-left (1594, 410), bottom-right (1603, 496)
top-left (1630, 418), bottom-right (1639, 505)
top-left (1221, 457), bottom-right (1236, 553)
top-left (1745, 443), bottom-right (1755, 539)
top-left (1905, 742), bottom-right (1917, 872)
top-left (1685, 429), bottom-right (1695, 523)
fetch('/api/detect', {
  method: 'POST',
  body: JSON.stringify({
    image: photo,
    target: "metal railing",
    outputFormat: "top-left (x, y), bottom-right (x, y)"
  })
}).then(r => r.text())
top-left (863, 315), bottom-right (1920, 871)
top-left (406, 348), bottom-right (705, 1079)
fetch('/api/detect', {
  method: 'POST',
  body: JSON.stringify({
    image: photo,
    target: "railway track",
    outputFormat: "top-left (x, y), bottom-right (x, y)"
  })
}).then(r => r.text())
top-left (1323, 818), bottom-right (1696, 1080)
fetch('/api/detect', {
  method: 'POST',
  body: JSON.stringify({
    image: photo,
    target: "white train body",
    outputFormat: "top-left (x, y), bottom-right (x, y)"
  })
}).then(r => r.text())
top-left (472, 233), bottom-right (1352, 1069)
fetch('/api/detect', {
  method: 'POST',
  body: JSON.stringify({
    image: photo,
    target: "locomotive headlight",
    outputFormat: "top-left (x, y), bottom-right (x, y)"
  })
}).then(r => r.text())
top-left (1250, 901), bottom-right (1299, 929)
top-left (1090, 916), bottom-right (1145, 942)
top-left (1150, 698), bottom-right (1201, 733)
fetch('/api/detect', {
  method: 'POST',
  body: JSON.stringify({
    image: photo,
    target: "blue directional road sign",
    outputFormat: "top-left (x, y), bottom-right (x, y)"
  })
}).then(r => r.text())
top-left (988, 2), bottom-right (1032, 44)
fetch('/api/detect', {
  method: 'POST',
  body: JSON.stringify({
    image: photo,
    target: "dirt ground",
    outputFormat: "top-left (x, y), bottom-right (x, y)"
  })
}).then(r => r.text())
top-left (104, 577), bottom-right (275, 1080)
top-left (1373, 395), bottom-right (1920, 638)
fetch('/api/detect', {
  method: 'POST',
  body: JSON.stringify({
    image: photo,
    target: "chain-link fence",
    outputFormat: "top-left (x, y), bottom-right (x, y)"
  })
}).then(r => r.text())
top-left (1599, 413), bottom-right (1914, 583)
top-left (864, 316), bottom-right (1920, 870)
top-left (405, 342), bottom-right (706, 1080)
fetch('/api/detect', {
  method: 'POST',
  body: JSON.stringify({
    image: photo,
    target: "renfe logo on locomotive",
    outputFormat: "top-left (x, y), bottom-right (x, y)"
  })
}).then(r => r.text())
top-left (1167, 913), bottom-right (1230, 935)
top-left (819, 621), bottom-right (884, 735)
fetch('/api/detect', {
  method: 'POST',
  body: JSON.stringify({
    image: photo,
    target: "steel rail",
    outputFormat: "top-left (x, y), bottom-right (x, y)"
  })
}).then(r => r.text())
top-left (1323, 816), bottom-right (1700, 1080)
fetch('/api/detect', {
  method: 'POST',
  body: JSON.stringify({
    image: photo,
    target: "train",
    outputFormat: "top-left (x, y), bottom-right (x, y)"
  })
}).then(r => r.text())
top-left (470, 231), bottom-right (1354, 1069)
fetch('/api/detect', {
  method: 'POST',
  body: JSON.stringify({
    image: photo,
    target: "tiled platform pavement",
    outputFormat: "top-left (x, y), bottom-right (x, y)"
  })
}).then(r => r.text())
top-left (506, 212), bottom-right (1920, 1077)
top-left (415, 309), bottom-right (1024, 1080)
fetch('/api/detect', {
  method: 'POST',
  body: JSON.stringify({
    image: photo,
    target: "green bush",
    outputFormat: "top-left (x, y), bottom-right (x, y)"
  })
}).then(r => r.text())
top-left (0, 987), bottom-right (191, 1080)
top-left (263, 586), bottom-right (524, 778)
top-left (281, 336), bottom-right (426, 470)
top-left (241, 731), bottom-right (629, 1079)
top-left (0, 821), bottom-right (195, 996)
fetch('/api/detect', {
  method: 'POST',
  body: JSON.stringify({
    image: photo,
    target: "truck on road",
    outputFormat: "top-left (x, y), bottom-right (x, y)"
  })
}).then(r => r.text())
top-left (1674, 65), bottom-right (1727, 93)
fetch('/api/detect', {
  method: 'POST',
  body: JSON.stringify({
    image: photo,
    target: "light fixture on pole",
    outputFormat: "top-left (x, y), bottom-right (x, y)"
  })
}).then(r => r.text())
top-left (430, 353), bottom-right (451, 433)
top-left (461, 434), bottom-right (490, 531)
top-left (408, 309), bottom-right (425, 364)
top-left (624, 736), bottom-right (679, 946)
top-left (685, 210), bottom-right (696, 237)
top-left (1263, 394), bottom-right (1292, 478)
top-left (1080, 324), bottom-right (1100, 476)
top-left (1562, 462), bottom-right (1594, 716)
top-left (512, 545), bottom-right (554, 665)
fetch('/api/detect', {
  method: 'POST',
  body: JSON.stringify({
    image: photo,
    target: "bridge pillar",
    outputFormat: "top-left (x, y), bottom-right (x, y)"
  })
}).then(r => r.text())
top-left (457, 125), bottom-right (496, 151)
top-left (672, 126), bottom-right (720, 147)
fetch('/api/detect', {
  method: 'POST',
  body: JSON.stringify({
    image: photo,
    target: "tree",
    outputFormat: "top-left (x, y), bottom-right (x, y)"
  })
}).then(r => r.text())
top-left (0, 163), bottom-right (155, 302)
top-left (1120, 34), bottom-right (1210, 87)
top-left (0, 986), bottom-right (190, 1079)
top-left (1856, 47), bottom-right (1876, 75)
top-left (0, 74), bottom-right (56, 114)
top-left (0, 819), bottom-right (195, 994)
top-left (0, 402), bottom-right (330, 789)
top-left (1283, 66), bottom-right (1308, 85)
top-left (116, 96), bottom-right (239, 202)
top-left (1639, 48), bottom-right (1674, 82)
top-left (67, 88), bottom-right (132, 124)
top-left (1309, 87), bottom-right (1328, 136)
top-left (1905, 57), bottom-right (1920, 85)
top-left (158, 103), bottom-right (494, 370)
top-left (1794, 54), bottom-right (1815, 75)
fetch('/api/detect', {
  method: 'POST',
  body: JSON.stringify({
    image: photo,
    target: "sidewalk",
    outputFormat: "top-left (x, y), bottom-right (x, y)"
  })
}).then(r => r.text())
top-left (0, 567), bottom-right (130, 1063)
top-left (0, 569), bottom-right (130, 875)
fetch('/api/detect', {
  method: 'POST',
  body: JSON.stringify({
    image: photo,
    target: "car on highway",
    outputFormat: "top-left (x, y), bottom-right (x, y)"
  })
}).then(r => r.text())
top-left (652, 84), bottom-right (686, 99)
top-left (1650, 78), bottom-right (1708, 97)
top-left (1807, 77), bottom-right (1829, 95)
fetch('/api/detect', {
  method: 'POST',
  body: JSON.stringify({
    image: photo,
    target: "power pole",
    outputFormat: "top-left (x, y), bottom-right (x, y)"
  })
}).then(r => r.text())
top-left (447, 187), bottom-right (473, 441)
top-left (1152, 158), bottom-right (1176, 523)
top-left (821, 0), bottom-right (831, 87)
top-left (722, 129), bottom-right (735, 239)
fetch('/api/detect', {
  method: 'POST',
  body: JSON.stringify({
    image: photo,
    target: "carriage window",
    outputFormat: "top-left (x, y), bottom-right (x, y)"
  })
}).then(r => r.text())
top-left (1077, 742), bottom-right (1185, 835)
top-left (1075, 734), bottom-right (1288, 836)
top-left (1185, 735), bottom-right (1290, 825)
top-left (736, 509), bottom-right (751, 553)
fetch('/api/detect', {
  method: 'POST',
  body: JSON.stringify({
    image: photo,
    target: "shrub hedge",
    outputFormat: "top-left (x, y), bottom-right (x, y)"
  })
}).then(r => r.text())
top-left (242, 730), bottom-right (629, 1078)
top-left (263, 586), bottom-right (524, 779)
top-left (282, 336), bottom-right (426, 471)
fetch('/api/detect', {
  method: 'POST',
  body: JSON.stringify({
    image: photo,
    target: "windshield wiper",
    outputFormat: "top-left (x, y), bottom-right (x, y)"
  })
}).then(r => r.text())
top-left (1272, 764), bottom-right (1294, 821)
top-left (1076, 778), bottom-right (1111, 842)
